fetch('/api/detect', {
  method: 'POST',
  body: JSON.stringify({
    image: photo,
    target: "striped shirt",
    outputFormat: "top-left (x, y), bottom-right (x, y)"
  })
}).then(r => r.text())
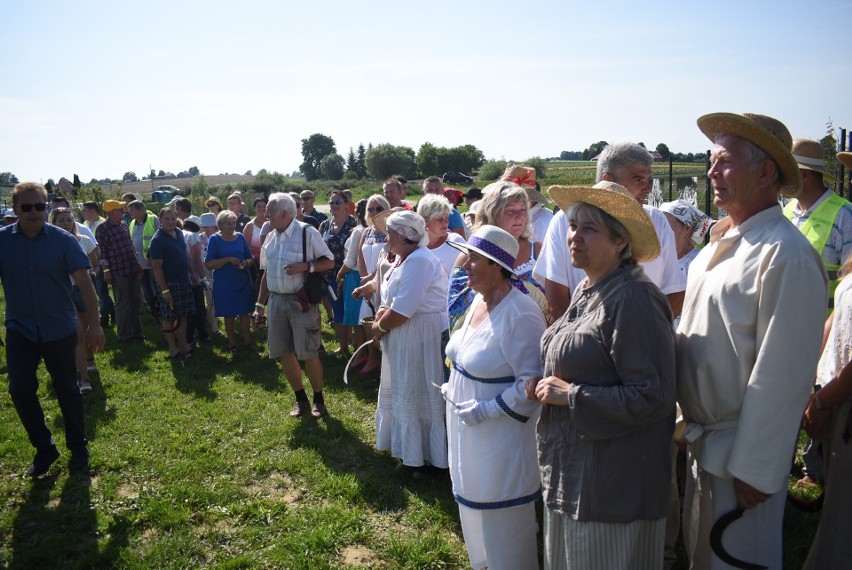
top-left (260, 219), bottom-right (332, 294)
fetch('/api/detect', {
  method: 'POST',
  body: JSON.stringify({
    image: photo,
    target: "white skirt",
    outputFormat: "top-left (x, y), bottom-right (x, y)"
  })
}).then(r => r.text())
top-left (375, 311), bottom-right (448, 468)
top-left (459, 502), bottom-right (539, 570)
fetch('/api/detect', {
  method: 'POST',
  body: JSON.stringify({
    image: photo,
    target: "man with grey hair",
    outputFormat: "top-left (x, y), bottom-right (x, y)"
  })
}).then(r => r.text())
top-left (676, 113), bottom-right (827, 568)
top-left (534, 142), bottom-right (685, 319)
top-left (253, 193), bottom-right (334, 418)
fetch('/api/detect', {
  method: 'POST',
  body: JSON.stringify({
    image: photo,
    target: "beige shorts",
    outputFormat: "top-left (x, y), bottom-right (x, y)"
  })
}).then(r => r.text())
top-left (267, 293), bottom-right (321, 361)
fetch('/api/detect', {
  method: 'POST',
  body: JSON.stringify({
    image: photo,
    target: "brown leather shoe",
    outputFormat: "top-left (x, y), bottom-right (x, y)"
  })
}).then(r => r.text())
top-left (311, 401), bottom-right (328, 418)
top-left (290, 401), bottom-right (309, 418)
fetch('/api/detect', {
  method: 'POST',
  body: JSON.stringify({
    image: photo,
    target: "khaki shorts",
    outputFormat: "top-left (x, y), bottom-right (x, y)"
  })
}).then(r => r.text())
top-left (267, 293), bottom-right (322, 361)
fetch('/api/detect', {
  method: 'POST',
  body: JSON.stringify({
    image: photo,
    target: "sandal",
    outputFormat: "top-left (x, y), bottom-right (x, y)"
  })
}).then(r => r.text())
top-left (169, 350), bottom-right (182, 359)
top-left (359, 362), bottom-right (381, 375)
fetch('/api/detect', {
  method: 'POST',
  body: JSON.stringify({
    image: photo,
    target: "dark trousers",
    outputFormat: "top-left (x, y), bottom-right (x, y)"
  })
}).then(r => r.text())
top-left (94, 268), bottom-right (115, 320)
top-left (6, 329), bottom-right (87, 453)
top-left (140, 268), bottom-right (159, 321)
top-left (185, 284), bottom-right (209, 344)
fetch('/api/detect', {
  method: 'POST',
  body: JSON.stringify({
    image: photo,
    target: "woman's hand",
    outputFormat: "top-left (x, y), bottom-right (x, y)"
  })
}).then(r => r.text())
top-left (534, 376), bottom-right (574, 406)
top-left (239, 258), bottom-right (253, 269)
top-left (229, 257), bottom-right (241, 268)
top-left (802, 393), bottom-right (830, 439)
top-left (524, 376), bottom-right (542, 400)
top-left (353, 282), bottom-right (375, 300)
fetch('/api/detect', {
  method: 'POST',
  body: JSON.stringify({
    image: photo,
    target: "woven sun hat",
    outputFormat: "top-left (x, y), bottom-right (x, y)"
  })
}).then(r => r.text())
top-left (447, 224), bottom-right (519, 276)
top-left (500, 164), bottom-right (549, 205)
top-left (792, 138), bottom-right (833, 177)
top-left (548, 181), bottom-right (661, 262)
top-left (696, 112), bottom-right (801, 197)
top-left (369, 206), bottom-right (405, 235)
top-left (837, 152), bottom-right (852, 170)
top-left (200, 212), bottom-right (217, 227)
top-left (103, 199), bottom-right (124, 213)
top-left (660, 199), bottom-right (714, 246)
top-left (206, 196), bottom-right (223, 209)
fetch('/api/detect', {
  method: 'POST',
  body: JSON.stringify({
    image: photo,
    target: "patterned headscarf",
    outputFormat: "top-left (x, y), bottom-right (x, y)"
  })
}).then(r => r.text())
top-left (386, 210), bottom-right (429, 247)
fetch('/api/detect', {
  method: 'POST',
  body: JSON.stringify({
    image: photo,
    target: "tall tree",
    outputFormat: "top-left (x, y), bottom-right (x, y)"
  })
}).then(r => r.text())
top-left (365, 144), bottom-right (417, 180)
top-left (300, 133), bottom-right (336, 181)
top-left (123, 171), bottom-right (138, 183)
top-left (320, 153), bottom-right (346, 180)
top-left (346, 147), bottom-right (358, 174)
top-left (582, 141), bottom-right (609, 161)
top-left (0, 172), bottom-right (19, 185)
top-left (356, 144), bottom-right (367, 178)
top-left (188, 166), bottom-right (200, 176)
top-left (416, 142), bottom-right (440, 177)
top-left (655, 143), bottom-right (670, 160)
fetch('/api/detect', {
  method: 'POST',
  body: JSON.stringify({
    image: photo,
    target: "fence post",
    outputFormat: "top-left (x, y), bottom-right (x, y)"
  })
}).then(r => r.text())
top-left (668, 157), bottom-right (673, 201)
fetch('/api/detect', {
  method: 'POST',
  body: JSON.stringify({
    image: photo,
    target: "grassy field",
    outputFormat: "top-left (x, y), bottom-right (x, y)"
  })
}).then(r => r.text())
top-left (0, 286), bottom-right (824, 569)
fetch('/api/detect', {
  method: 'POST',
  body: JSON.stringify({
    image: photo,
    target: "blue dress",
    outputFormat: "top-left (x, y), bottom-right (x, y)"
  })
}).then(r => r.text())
top-left (205, 233), bottom-right (254, 317)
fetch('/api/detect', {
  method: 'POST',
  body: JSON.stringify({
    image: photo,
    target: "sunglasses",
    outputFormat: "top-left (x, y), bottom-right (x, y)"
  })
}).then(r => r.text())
top-left (19, 203), bottom-right (47, 212)
top-left (329, 200), bottom-right (344, 206)
top-left (367, 207), bottom-right (384, 214)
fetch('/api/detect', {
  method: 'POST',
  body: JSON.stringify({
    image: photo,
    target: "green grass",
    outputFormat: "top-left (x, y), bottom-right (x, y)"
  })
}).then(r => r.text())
top-left (0, 300), bottom-right (468, 568)
top-left (0, 289), bottom-right (820, 568)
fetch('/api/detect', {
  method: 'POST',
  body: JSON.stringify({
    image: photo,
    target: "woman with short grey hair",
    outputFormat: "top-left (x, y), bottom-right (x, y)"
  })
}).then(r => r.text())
top-left (418, 194), bottom-right (466, 278)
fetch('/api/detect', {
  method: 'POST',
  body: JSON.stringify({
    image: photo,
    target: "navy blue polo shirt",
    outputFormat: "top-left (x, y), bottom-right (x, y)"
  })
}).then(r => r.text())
top-left (0, 222), bottom-right (90, 342)
top-left (148, 228), bottom-right (190, 284)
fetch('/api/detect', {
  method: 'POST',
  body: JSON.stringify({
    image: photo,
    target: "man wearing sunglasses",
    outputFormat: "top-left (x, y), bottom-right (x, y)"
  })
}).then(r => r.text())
top-left (299, 190), bottom-right (328, 225)
top-left (0, 182), bottom-right (105, 477)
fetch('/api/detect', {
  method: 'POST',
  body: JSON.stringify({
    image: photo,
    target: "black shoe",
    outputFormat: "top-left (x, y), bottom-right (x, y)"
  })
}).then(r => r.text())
top-left (99, 316), bottom-right (110, 327)
top-left (28, 445), bottom-right (60, 478)
top-left (69, 448), bottom-right (90, 472)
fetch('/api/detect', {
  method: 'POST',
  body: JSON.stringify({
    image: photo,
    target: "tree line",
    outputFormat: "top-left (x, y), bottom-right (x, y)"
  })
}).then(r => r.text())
top-left (300, 133), bottom-right (487, 182)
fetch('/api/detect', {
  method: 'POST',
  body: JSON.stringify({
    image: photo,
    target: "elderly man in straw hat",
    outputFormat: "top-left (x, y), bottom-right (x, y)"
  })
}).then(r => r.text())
top-left (534, 142), bottom-right (685, 319)
top-left (676, 113), bottom-right (828, 569)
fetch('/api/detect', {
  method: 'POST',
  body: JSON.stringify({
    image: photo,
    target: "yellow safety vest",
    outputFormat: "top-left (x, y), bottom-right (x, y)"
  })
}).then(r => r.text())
top-left (784, 192), bottom-right (849, 308)
top-left (129, 212), bottom-right (157, 257)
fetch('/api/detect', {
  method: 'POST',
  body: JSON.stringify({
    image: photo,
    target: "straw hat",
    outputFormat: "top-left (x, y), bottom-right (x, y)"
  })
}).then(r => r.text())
top-left (369, 207), bottom-right (404, 235)
top-left (792, 138), bottom-right (832, 177)
top-left (548, 181), bottom-right (660, 262)
top-left (501, 164), bottom-right (549, 205)
top-left (206, 196), bottom-right (223, 209)
top-left (696, 112), bottom-right (801, 197)
top-left (837, 152), bottom-right (852, 170)
top-left (447, 224), bottom-right (519, 275)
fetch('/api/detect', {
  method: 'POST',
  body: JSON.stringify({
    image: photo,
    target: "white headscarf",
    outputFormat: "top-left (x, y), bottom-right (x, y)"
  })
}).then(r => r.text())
top-left (386, 210), bottom-right (429, 247)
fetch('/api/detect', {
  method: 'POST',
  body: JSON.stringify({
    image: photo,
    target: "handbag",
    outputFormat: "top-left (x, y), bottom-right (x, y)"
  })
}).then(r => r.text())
top-left (299, 224), bottom-right (327, 306)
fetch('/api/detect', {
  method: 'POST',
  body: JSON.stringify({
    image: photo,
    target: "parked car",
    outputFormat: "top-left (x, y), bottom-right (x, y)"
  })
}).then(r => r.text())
top-left (442, 171), bottom-right (474, 184)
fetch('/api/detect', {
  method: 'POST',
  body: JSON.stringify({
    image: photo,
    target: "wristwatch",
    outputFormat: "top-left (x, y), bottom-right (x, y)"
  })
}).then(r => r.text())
top-left (308, 261), bottom-right (315, 273)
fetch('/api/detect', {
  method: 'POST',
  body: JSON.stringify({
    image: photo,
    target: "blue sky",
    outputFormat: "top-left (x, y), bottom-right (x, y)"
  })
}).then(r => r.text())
top-left (3, 0), bottom-right (851, 183)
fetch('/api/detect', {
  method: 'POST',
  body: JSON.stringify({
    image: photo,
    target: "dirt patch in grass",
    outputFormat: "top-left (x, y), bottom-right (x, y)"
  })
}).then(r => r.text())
top-left (341, 544), bottom-right (384, 567)
top-left (244, 472), bottom-right (299, 504)
top-left (115, 483), bottom-right (139, 500)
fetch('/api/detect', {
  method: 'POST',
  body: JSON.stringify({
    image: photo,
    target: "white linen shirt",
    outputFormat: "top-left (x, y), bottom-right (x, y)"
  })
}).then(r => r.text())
top-left (381, 247), bottom-right (448, 319)
top-left (530, 203), bottom-right (554, 245)
top-left (533, 206), bottom-right (686, 296)
top-left (260, 219), bottom-right (333, 294)
top-left (676, 205), bottom-right (827, 494)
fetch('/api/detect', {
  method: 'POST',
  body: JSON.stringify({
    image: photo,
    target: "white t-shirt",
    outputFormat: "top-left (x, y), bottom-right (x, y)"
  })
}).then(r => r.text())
top-left (381, 247), bottom-right (448, 318)
top-left (428, 232), bottom-right (466, 279)
top-left (530, 204), bottom-right (554, 245)
top-left (533, 207), bottom-right (686, 296)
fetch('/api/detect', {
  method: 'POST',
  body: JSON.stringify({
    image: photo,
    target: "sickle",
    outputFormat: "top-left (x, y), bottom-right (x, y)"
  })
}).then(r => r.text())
top-left (709, 508), bottom-right (768, 569)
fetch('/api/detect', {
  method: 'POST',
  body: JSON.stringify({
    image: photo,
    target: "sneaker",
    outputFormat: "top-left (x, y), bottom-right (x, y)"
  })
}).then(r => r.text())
top-left (311, 401), bottom-right (328, 418)
top-left (86, 362), bottom-right (97, 374)
top-left (28, 445), bottom-right (60, 478)
top-left (69, 448), bottom-right (90, 472)
top-left (78, 379), bottom-right (93, 395)
top-left (290, 401), bottom-right (310, 418)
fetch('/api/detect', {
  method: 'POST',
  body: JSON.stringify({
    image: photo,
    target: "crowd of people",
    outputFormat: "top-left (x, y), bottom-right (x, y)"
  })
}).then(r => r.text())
top-left (2, 110), bottom-right (852, 569)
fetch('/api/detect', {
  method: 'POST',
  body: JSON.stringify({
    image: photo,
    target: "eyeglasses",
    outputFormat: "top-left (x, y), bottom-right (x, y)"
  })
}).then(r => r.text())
top-left (19, 203), bottom-right (47, 212)
top-left (329, 200), bottom-right (344, 206)
top-left (367, 207), bottom-right (384, 214)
